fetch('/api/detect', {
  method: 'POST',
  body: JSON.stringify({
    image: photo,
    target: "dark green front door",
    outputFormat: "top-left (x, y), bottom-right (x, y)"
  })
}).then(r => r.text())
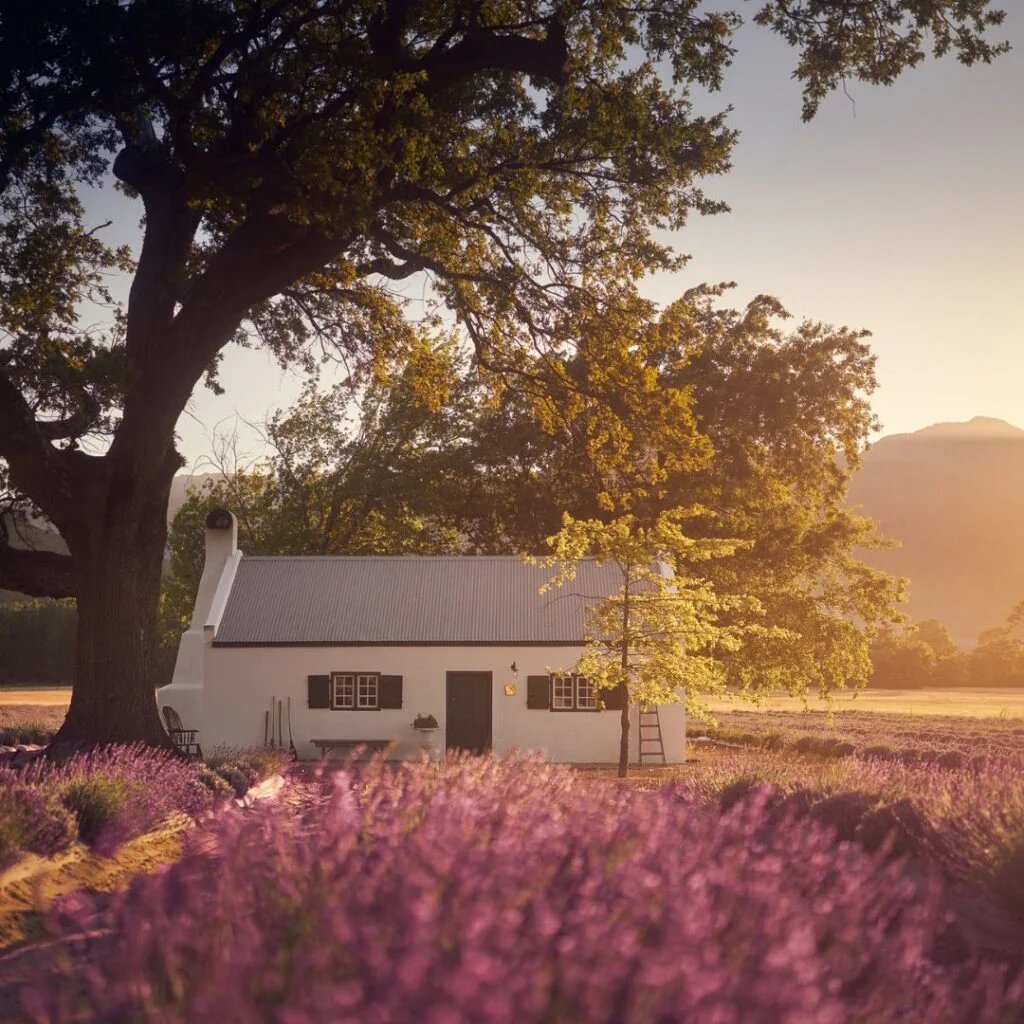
top-left (445, 672), bottom-right (493, 753)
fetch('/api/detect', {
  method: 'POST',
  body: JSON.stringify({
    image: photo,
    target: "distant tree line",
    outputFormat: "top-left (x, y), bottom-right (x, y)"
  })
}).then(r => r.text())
top-left (0, 599), bottom-right (76, 684)
top-left (869, 605), bottom-right (1024, 689)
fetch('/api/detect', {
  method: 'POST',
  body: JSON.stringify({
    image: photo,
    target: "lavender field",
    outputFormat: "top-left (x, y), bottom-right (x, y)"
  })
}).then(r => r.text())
top-left (1, 709), bottom-right (1023, 1022)
top-left (690, 707), bottom-right (1024, 767)
top-left (0, 753), bottom-right (1020, 1023)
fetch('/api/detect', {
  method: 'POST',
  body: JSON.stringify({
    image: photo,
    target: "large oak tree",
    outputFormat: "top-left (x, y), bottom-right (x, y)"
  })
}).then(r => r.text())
top-left (0, 0), bottom-right (1007, 745)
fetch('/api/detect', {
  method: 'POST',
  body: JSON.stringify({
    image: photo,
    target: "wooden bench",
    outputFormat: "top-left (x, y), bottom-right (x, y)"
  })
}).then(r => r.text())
top-left (310, 738), bottom-right (397, 761)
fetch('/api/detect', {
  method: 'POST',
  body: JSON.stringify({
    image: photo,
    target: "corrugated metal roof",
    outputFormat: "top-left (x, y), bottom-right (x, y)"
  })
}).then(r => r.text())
top-left (213, 556), bottom-right (623, 646)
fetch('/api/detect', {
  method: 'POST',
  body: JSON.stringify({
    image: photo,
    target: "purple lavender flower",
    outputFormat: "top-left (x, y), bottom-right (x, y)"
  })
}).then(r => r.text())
top-left (14, 756), bottom-right (1020, 1022)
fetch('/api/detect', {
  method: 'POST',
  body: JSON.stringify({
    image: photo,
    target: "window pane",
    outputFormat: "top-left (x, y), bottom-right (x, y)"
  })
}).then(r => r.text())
top-left (576, 677), bottom-right (596, 710)
top-left (552, 675), bottom-right (574, 710)
top-left (357, 674), bottom-right (378, 709)
top-left (333, 674), bottom-right (355, 708)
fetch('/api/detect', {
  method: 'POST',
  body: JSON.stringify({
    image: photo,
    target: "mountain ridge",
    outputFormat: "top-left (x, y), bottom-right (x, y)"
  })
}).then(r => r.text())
top-left (849, 416), bottom-right (1024, 647)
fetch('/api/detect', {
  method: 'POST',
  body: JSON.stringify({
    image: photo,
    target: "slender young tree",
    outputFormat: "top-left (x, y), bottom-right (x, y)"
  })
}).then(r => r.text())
top-left (0, 1), bottom-right (1007, 744)
top-left (542, 509), bottom-right (761, 777)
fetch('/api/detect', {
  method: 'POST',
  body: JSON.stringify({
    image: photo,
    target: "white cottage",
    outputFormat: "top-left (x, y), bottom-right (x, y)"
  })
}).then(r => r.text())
top-left (159, 509), bottom-right (686, 764)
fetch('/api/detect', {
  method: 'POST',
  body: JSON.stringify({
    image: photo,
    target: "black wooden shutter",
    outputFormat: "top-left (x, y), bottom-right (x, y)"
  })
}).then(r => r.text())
top-left (526, 675), bottom-right (550, 710)
top-left (308, 674), bottom-right (331, 709)
top-left (600, 683), bottom-right (627, 710)
top-left (379, 675), bottom-right (403, 709)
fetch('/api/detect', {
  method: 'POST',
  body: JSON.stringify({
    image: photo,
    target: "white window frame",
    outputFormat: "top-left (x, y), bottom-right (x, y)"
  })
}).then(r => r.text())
top-left (551, 674), bottom-right (575, 711)
top-left (357, 673), bottom-right (379, 709)
top-left (331, 672), bottom-right (379, 710)
top-left (575, 676), bottom-right (597, 711)
top-left (550, 674), bottom-right (597, 712)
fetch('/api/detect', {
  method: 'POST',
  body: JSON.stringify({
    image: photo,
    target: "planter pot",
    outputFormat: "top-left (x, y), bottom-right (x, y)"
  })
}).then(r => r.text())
top-left (415, 727), bottom-right (440, 760)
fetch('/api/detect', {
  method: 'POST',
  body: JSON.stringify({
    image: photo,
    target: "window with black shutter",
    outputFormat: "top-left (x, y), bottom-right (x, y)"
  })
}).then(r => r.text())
top-left (549, 673), bottom-right (611, 711)
top-left (330, 671), bottom-right (380, 709)
top-left (526, 675), bottom-right (550, 709)
top-left (307, 674), bottom-right (331, 709)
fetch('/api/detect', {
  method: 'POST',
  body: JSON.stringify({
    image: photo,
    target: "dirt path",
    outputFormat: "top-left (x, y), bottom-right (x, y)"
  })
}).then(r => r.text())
top-left (0, 816), bottom-right (190, 951)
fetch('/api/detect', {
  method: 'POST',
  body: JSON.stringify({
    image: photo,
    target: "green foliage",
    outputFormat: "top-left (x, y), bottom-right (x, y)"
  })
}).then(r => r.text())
top-left (866, 607), bottom-right (1024, 689)
top-left (161, 343), bottom-right (475, 647)
top-left (0, 599), bottom-right (76, 683)
top-left (869, 627), bottom-right (937, 689)
top-left (649, 289), bottom-right (906, 702)
top-left (916, 619), bottom-right (958, 661)
top-left (213, 766), bottom-right (253, 799)
top-left (60, 776), bottom-right (133, 843)
top-left (968, 600), bottom-right (1024, 687)
top-left (195, 767), bottom-right (234, 800)
top-left (753, 0), bottom-right (1009, 120)
top-left (542, 508), bottom-right (759, 715)
top-left (203, 745), bottom-right (292, 793)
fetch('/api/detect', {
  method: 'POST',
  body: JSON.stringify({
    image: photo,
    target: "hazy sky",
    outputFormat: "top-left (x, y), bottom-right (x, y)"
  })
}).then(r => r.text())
top-left (83, 9), bottom-right (1024, 468)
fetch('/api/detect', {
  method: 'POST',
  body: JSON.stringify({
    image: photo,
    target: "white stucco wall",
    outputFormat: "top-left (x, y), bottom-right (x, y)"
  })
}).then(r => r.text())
top-left (197, 642), bottom-right (686, 764)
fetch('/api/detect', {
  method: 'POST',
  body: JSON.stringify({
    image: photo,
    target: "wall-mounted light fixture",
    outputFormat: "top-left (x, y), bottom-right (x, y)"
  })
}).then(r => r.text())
top-left (510, 661), bottom-right (518, 678)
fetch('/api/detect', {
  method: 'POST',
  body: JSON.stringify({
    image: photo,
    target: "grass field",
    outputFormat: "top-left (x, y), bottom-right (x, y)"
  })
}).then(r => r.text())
top-left (0, 687), bottom-right (72, 707)
top-left (706, 686), bottom-right (1024, 718)
top-left (2, 685), bottom-right (1023, 716)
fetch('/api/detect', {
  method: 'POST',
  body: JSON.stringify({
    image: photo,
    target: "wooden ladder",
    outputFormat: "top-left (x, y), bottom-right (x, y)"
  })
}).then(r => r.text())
top-left (638, 705), bottom-right (666, 765)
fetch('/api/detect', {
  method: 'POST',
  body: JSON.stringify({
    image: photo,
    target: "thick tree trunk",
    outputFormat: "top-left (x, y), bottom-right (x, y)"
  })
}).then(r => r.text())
top-left (52, 465), bottom-right (176, 749)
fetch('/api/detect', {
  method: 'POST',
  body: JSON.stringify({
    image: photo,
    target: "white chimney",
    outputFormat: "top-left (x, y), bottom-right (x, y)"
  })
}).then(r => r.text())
top-left (188, 508), bottom-right (239, 630)
top-left (162, 509), bottom-right (239, 734)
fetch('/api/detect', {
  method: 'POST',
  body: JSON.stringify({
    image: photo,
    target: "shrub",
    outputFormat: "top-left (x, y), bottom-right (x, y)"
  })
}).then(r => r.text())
top-left (718, 775), bottom-right (777, 811)
top-left (807, 791), bottom-right (877, 841)
top-left (204, 745), bottom-right (291, 782)
top-left (20, 758), bottom-right (1020, 1022)
top-left (214, 765), bottom-right (251, 798)
top-left (59, 776), bottom-right (133, 845)
top-left (23, 745), bottom-right (214, 853)
top-left (0, 722), bottom-right (55, 746)
top-left (986, 832), bottom-right (1024, 922)
top-left (863, 744), bottom-right (897, 761)
top-left (855, 799), bottom-right (937, 860)
top-left (0, 773), bottom-right (78, 868)
top-left (196, 768), bottom-right (234, 800)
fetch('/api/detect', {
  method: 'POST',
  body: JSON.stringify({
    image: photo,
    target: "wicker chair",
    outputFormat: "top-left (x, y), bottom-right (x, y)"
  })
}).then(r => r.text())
top-left (161, 705), bottom-right (203, 758)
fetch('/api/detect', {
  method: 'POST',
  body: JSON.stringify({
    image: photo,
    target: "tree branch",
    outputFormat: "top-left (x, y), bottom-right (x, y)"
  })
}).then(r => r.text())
top-left (0, 543), bottom-right (75, 599)
top-left (0, 362), bottom-right (69, 515)
top-left (114, 118), bottom-right (202, 353)
top-left (412, 19), bottom-right (570, 95)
